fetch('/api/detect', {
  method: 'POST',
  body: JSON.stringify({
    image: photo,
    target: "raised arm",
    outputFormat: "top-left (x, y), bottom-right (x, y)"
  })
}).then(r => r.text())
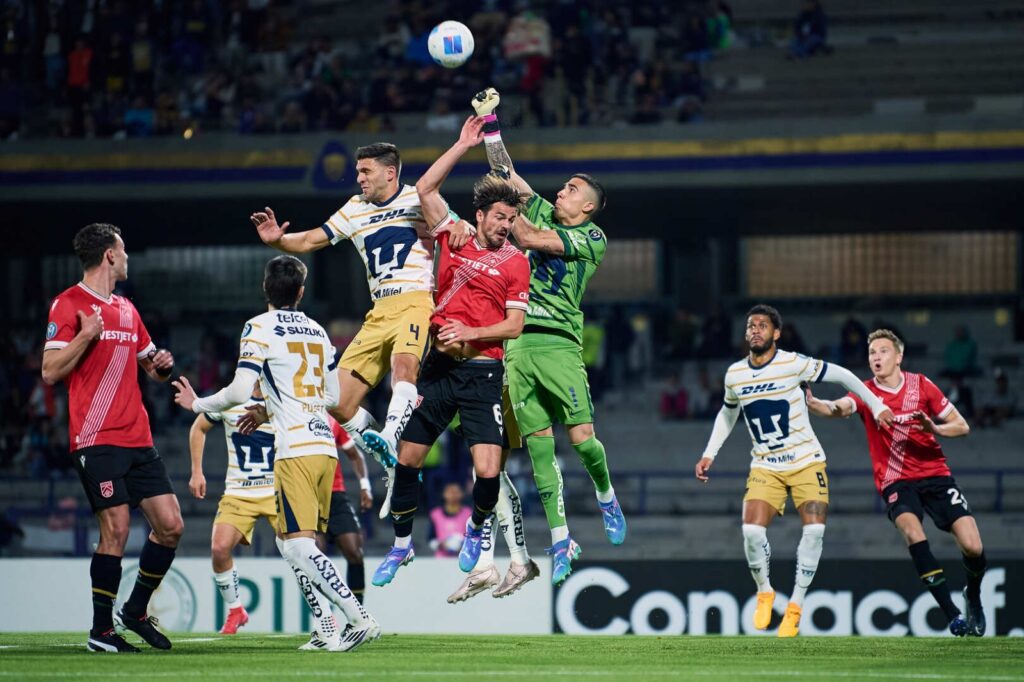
top-left (188, 414), bottom-right (217, 499)
top-left (173, 369), bottom-right (259, 414)
top-left (472, 88), bottom-right (535, 197)
top-left (251, 206), bottom-right (330, 254)
top-left (416, 116), bottom-right (484, 231)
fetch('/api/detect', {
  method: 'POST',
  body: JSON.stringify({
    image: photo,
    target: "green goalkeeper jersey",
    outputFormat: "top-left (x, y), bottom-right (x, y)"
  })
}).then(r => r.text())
top-left (519, 194), bottom-right (607, 346)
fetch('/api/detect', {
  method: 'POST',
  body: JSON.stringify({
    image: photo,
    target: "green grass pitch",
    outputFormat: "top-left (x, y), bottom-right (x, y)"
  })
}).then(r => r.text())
top-left (1, 633), bottom-right (1022, 681)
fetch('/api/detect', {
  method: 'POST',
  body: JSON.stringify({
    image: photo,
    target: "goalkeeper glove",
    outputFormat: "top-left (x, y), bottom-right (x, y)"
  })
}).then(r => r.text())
top-left (471, 87), bottom-right (501, 116)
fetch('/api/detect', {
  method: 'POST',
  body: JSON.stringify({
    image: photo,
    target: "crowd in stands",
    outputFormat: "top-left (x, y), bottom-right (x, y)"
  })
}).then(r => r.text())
top-left (0, 0), bottom-right (771, 140)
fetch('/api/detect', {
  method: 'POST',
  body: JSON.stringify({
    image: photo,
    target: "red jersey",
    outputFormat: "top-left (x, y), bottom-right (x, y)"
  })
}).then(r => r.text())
top-left (44, 283), bottom-right (156, 452)
top-left (329, 417), bottom-right (354, 492)
top-left (431, 231), bottom-right (530, 360)
top-left (848, 372), bottom-right (955, 493)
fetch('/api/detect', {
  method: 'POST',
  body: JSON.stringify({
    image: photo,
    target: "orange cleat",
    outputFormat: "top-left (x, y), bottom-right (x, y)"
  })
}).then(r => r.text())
top-left (778, 602), bottom-right (802, 638)
top-left (753, 591), bottom-right (775, 630)
top-left (219, 606), bottom-right (249, 635)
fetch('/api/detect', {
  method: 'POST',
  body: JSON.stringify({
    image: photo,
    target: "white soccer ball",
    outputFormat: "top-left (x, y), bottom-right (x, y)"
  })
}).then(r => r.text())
top-left (428, 20), bottom-right (475, 69)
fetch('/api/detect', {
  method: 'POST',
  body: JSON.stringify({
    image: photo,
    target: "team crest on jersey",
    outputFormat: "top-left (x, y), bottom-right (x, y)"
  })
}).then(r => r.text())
top-left (588, 228), bottom-right (602, 241)
top-left (99, 481), bottom-right (114, 498)
top-left (46, 322), bottom-right (57, 339)
top-left (888, 492), bottom-right (898, 504)
top-left (242, 323), bottom-right (253, 338)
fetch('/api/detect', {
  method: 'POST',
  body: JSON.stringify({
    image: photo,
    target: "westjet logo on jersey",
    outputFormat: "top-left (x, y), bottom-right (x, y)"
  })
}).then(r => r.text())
top-left (100, 330), bottom-right (138, 343)
top-left (453, 254), bottom-right (502, 277)
top-left (740, 383), bottom-right (779, 396)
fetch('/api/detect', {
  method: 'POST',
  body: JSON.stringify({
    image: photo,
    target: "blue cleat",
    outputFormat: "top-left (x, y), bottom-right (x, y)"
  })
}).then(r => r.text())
top-left (547, 537), bottom-right (582, 585)
top-left (459, 520), bottom-right (488, 573)
top-left (598, 496), bottom-right (627, 545)
top-left (362, 429), bottom-right (397, 468)
top-left (963, 588), bottom-right (986, 637)
top-left (949, 615), bottom-right (969, 637)
top-left (372, 544), bottom-right (414, 586)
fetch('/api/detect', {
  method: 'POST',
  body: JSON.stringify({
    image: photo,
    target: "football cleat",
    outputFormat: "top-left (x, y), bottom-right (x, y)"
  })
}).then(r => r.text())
top-left (219, 605), bottom-right (249, 635)
top-left (777, 602), bottom-right (802, 638)
top-left (362, 430), bottom-right (397, 469)
top-left (447, 564), bottom-right (500, 603)
top-left (753, 591), bottom-right (776, 630)
top-left (458, 521), bottom-right (488, 573)
top-left (116, 609), bottom-right (171, 650)
top-left (963, 588), bottom-right (986, 637)
top-left (547, 537), bottom-right (582, 586)
top-left (949, 615), bottom-right (969, 637)
top-left (372, 544), bottom-right (415, 586)
top-left (378, 466), bottom-right (396, 520)
top-left (331, 617), bottom-right (382, 653)
top-left (87, 628), bottom-right (140, 653)
top-left (493, 560), bottom-right (541, 599)
top-left (598, 496), bottom-right (627, 545)
top-left (471, 87), bottom-right (500, 117)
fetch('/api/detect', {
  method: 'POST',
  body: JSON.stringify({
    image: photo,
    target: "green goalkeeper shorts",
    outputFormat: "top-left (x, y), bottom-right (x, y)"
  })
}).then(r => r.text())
top-left (505, 332), bottom-right (596, 435)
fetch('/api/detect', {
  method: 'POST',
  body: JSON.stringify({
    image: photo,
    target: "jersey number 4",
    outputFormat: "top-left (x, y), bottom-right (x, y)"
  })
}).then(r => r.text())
top-left (744, 399), bottom-right (791, 450)
top-left (287, 342), bottom-right (325, 398)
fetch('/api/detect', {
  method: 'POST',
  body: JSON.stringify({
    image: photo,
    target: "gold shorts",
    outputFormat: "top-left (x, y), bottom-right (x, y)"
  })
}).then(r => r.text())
top-left (214, 494), bottom-right (277, 545)
top-left (274, 455), bottom-right (335, 535)
top-left (743, 461), bottom-right (829, 516)
top-left (339, 290), bottom-right (433, 387)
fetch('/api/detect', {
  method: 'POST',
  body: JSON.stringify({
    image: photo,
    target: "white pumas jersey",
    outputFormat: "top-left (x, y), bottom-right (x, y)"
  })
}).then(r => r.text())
top-left (205, 398), bottom-right (276, 499)
top-left (723, 350), bottom-right (829, 472)
top-left (321, 184), bottom-right (435, 301)
top-left (237, 310), bottom-right (338, 461)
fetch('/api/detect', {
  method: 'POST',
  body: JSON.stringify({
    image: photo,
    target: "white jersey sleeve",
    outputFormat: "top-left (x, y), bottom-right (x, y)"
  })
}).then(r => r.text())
top-left (320, 185), bottom-right (435, 301)
top-left (247, 310), bottom-right (338, 461)
top-left (724, 350), bottom-right (828, 472)
top-left (207, 400), bottom-right (277, 499)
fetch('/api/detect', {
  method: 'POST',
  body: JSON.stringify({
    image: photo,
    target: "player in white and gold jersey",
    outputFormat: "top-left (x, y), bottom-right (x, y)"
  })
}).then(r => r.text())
top-left (174, 256), bottom-right (380, 652)
top-left (188, 388), bottom-right (276, 635)
top-left (694, 304), bottom-right (894, 638)
top-left (250, 143), bottom-right (474, 518)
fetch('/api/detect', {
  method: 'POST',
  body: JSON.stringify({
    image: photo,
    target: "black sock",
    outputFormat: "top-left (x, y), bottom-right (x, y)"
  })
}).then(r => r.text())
top-left (963, 551), bottom-right (987, 599)
top-left (908, 540), bottom-right (960, 620)
top-left (471, 475), bottom-right (500, 527)
top-left (392, 463), bottom-right (421, 538)
top-left (90, 553), bottom-right (122, 634)
top-left (347, 561), bottom-right (365, 604)
top-left (124, 539), bottom-right (177, 618)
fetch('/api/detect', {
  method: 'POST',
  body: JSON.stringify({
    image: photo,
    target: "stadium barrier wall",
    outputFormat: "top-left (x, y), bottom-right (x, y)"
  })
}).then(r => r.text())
top-left (554, 561), bottom-right (1024, 637)
top-left (0, 558), bottom-right (553, 635)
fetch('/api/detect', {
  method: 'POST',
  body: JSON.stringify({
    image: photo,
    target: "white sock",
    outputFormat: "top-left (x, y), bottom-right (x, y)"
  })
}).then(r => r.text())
top-left (342, 408), bottom-right (380, 449)
top-left (550, 525), bottom-right (569, 545)
top-left (214, 567), bottom-right (242, 609)
top-left (476, 516), bottom-right (496, 569)
top-left (497, 472), bottom-right (530, 565)
top-left (742, 524), bottom-right (773, 593)
top-left (596, 486), bottom-right (615, 505)
top-left (394, 535), bottom-right (411, 549)
top-left (791, 523), bottom-right (825, 606)
top-left (281, 537), bottom-right (370, 626)
top-left (276, 538), bottom-right (337, 638)
top-left (382, 381), bottom-right (418, 445)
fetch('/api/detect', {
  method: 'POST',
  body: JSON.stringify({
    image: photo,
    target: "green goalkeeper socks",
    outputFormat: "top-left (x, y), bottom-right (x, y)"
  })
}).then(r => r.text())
top-left (572, 436), bottom-right (612, 494)
top-left (526, 435), bottom-right (566, 530)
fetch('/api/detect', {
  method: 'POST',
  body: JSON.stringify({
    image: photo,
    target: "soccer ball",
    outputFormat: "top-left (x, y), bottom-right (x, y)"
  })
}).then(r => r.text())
top-left (427, 21), bottom-right (475, 69)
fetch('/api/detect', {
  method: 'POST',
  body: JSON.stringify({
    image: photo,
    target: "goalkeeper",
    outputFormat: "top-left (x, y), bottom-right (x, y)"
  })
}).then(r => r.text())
top-left (471, 88), bottom-right (626, 586)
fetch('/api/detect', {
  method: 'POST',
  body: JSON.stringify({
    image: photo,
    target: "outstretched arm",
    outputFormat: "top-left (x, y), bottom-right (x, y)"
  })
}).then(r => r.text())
top-left (472, 88), bottom-right (535, 198)
top-left (804, 384), bottom-right (857, 418)
top-left (695, 405), bottom-right (740, 482)
top-left (251, 207), bottom-right (330, 254)
top-left (820, 363), bottom-right (894, 428)
top-left (173, 370), bottom-right (259, 414)
top-left (417, 116), bottom-right (484, 231)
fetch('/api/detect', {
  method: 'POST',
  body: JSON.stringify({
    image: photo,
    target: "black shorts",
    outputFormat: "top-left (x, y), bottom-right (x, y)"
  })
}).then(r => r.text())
top-left (882, 476), bottom-right (973, 532)
top-left (72, 445), bottom-right (175, 513)
top-left (325, 491), bottom-right (361, 540)
top-left (402, 351), bottom-right (504, 448)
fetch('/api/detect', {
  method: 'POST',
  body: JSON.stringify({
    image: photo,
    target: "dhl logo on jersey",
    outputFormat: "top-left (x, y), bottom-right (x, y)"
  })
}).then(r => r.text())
top-left (740, 382), bottom-right (780, 396)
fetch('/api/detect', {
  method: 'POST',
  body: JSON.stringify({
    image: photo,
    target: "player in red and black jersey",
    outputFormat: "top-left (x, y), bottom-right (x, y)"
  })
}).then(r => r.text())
top-left (368, 116), bottom-right (532, 589)
top-left (41, 223), bottom-right (182, 653)
top-left (806, 329), bottom-right (987, 637)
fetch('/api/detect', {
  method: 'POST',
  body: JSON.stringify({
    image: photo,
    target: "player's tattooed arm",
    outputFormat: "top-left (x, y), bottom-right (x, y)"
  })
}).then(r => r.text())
top-left (484, 139), bottom-right (534, 198)
top-left (511, 214), bottom-right (565, 255)
top-left (803, 383), bottom-right (856, 418)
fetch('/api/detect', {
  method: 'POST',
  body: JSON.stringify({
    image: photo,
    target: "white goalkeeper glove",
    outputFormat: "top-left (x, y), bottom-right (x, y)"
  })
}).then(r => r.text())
top-left (472, 87), bottom-right (501, 116)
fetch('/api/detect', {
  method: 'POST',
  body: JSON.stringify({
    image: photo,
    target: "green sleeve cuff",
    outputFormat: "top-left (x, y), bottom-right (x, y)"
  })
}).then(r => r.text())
top-left (556, 230), bottom-right (576, 258)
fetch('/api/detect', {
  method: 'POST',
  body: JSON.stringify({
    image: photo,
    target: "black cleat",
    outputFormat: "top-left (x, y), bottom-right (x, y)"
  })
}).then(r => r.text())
top-left (116, 609), bottom-right (172, 650)
top-left (963, 587), bottom-right (986, 637)
top-left (949, 615), bottom-right (969, 637)
top-left (87, 628), bottom-right (140, 653)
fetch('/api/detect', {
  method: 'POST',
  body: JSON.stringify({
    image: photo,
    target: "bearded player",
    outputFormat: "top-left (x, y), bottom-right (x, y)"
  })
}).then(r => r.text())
top-left (805, 328), bottom-right (986, 637)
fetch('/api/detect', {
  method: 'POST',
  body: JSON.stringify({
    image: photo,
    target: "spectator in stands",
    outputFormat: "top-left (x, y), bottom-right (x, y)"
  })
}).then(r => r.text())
top-left (788, 0), bottom-right (830, 60)
top-left (693, 365), bottom-right (723, 419)
top-left (660, 372), bottom-right (689, 421)
top-left (630, 92), bottom-right (663, 125)
top-left (583, 315), bottom-right (606, 404)
top-left (943, 325), bottom-right (979, 380)
top-left (698, 304), bottom-right (733, 359)
top-left (681, 13), bottom-right (711, 63)
top-left (606, 306), bottom-right (636, 392)
top-left (667, 306), bottom-right (699, 361)
top-left (425, 98), bottom-right (460, 133)
top-left (428, 482), bottom-right (472, 558)
top-left (946, 375), bottom-right (976, 420)
top-left (977, 368), bottom-right (1017, 428)
top-left (124, 96), bottom-right (155, 137)
top-left (278, 100), bottom-right (306, 133)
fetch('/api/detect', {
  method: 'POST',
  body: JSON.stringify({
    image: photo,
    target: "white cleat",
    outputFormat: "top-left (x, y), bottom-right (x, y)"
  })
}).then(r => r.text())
top-left (378, 466), bottom-right (396, 520)
top-left (299, 627), bottom-right (340, 651)
top-left (493, 560), bottom-right (541, 598)
top-left (447, 564), bottom-right (500, 604)
top-left (330, 617), bottom-right (382, 652)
